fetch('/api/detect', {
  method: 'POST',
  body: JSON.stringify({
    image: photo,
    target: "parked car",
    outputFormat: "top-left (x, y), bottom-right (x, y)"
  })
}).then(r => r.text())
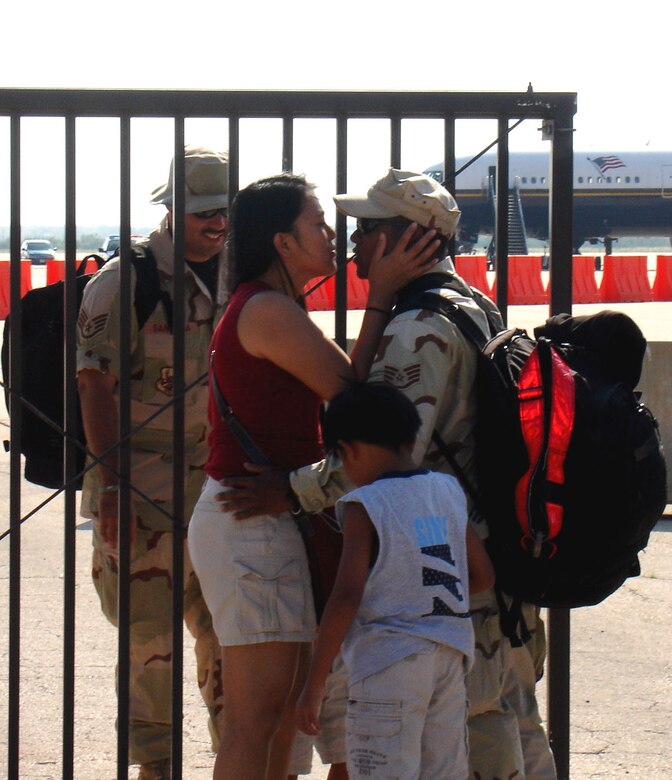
top-left (98, 234), bottom-right (146, 261)
top-left (98, 235), bottom-right (120, 260)
top-left (21, 239), bottom-right (56, 265)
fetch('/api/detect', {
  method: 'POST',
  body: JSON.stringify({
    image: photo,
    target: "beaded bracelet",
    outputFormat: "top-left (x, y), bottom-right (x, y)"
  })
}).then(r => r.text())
top-left (365, 305), bottom-right (391, 319)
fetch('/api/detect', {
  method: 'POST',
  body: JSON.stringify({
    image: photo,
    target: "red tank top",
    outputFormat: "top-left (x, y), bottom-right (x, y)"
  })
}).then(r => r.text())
top-left (205, 280), bottom-right (323, 480)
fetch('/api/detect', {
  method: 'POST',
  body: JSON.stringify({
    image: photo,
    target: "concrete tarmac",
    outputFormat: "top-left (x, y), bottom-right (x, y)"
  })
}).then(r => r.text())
top-left (1, 458), bottom-right (670, 779)
top-left (1, 296), bottom-right (671, 779)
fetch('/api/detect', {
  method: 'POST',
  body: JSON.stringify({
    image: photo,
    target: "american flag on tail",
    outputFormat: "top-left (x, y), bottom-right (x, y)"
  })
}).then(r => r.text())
top-left (588, 155), bottom-right (626, 175)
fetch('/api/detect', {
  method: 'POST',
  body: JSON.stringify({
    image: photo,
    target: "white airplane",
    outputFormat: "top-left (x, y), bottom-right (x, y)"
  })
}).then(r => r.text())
top-left (424, 151), bottom-right (672, 254)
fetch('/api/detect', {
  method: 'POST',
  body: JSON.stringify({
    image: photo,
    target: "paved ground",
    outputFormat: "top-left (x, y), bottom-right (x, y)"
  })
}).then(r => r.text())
top-left (0, 475), bottom-right (669, 779)
top-left (1, 288), bottom-right (671, 778)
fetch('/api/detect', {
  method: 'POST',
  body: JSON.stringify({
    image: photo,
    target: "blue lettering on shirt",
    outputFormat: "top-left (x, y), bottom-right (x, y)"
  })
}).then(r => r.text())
top-left (413, 514), bottom-right (448, 547)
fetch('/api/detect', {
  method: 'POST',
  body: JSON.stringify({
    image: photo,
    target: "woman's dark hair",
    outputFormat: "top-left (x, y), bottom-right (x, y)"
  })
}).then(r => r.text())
top-left (322, 381), bottom-right (421, 453)
top-left (226, 173), bottom-right (313, 291)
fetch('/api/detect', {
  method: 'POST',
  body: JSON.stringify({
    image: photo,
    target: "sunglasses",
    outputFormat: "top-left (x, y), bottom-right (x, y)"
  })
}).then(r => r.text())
top-left (356, 218), bottom-right (409, 235)
top-left (192, 207), bottom-right (228, 220)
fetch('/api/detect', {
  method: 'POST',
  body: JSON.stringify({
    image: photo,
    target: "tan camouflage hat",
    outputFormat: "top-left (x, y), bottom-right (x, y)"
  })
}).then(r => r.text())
top-left (150, 145), bottom-right (229, 213)
top-left (334, 168), bottom-right (461, 238)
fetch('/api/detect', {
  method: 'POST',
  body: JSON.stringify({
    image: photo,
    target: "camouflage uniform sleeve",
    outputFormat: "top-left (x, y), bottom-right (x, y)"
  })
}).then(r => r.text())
top-left (76, 261), bottom-right (138, 379)
top-left (289, 453), bottom-right (356, 513)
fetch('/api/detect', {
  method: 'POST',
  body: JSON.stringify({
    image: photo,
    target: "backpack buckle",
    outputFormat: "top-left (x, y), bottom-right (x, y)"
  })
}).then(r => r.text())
top-left (521, 533), bottom-right (557, 560)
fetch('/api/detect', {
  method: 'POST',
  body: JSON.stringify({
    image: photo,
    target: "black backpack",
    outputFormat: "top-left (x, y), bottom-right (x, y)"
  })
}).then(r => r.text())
top-left (1, 246), bottom-right (171, 490)
top-left (394, 275), bottom-right (667, 619)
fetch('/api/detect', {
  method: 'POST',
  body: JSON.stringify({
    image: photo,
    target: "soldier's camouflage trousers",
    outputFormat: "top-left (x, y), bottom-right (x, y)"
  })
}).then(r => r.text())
top-left (504, 605), bottom-right (557, 780)
top-left (466, 596), bottom-right (556, 780)
top-left (92, 487), bottom-right (223, 766)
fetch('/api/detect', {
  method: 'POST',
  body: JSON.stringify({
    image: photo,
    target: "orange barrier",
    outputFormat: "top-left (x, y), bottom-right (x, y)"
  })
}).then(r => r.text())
top-left (305, 275), bottom-right (335, 311)
top-left (505, 255), bottom-right (547, 305)
top-left (0, 260), bottom-right (33, 320)
top-left (455, 255), bottom-right (493, 298)
top-left (346, 261), bottom-right (369, 309)
top-left (572, 255), bottom-right (601, 304)
top-left (305, 263), bottom-right (369, 311)
top-left (652, 255), bottom-right (672, 302)
top-left (45, 257), bottom-right (103, 285)
top-left (600, 255), bottom-right (652, 302)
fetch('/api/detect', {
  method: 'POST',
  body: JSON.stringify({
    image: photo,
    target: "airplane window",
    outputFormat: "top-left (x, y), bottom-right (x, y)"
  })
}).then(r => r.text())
top-left (531, 177), bottom-right (537, 184)
top-left (521, 177), bottom-right (527, 183)
top-left (635, 176), bottom-right (640, 183)
top-left (541, 177), bottom-right (546, 184)
top-left (598, 177), bottom-right (603, 183)
top-left (625, 177), bottom-right (631, 183)
top-left (588, 176), bottom-right (593, 183)
top-left (616, 176), bottom-right (621, 183)
top-left (578, 177), bottom-right (584, 183)
top-left (606, 177), bottom-right (612, 183)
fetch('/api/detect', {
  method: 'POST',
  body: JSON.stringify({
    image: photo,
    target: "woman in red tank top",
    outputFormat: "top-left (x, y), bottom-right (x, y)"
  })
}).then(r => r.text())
top-left (188, 174), bottom-right (439, 780)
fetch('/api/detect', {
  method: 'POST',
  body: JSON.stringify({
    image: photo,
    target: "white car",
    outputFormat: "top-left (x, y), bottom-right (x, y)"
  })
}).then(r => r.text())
top-left (21, 239), bottom-right (56, 264)
top-left (98, 235), bottom-right (120, 260)
top-left (98, 234), bottom-right (146, 260)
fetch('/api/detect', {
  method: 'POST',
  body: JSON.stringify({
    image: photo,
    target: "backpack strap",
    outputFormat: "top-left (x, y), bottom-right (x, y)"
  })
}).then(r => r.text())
top-left (395, 271), bottom-right (501, 343)
top-left (494, 588), bottom-right (530, 648)
top-left (396, 271), bottom-right (457, 301)
top-left (209, 350), bottom-right (274, 468)
top-left (395, 272), bottom-right (533, 644)
top-left (397, 290), bottom-right (490, 350)
top-left (394, 278), bottom-right (493, 498)
top-left (430, 428), bottom-right (479, 505)
top-left (130, 245), bottom-right (173, 332)
top-left (209, 350), bottom-right (314, 539)
top-left (77, 254), bottom-right (106, 275)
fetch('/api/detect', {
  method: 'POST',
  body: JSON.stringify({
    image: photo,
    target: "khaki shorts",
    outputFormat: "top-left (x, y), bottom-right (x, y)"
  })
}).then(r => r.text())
top-left (290, 652), bottom-right (348, 774)
top-left (188, 477), bottom-right (317, 646)
top-left (347, 642), bottom-right (469, 780)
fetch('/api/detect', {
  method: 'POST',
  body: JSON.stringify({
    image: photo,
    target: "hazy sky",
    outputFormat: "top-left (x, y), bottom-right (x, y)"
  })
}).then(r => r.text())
top-left (2, 0), bottom-right (670, 227)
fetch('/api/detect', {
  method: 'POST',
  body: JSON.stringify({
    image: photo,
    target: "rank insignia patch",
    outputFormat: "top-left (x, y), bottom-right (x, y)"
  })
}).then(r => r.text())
top-left (383, 363), bottom-right (421, 389)
top-left (78, 309), bottom-right (109, 339)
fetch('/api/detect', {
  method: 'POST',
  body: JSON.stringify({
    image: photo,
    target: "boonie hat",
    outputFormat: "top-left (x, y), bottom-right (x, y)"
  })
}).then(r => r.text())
top-left (150, 145), bottom-right (229, 213)
top-left (334, 169), bottom-right (461, 238)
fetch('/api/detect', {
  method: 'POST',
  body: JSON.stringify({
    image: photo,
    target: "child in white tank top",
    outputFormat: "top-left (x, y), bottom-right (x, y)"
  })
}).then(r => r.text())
top-left (296, 381), bottom-right (494, 780)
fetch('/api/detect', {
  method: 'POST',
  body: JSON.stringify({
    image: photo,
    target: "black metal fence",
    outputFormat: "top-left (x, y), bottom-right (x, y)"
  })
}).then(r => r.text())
top-left (0, 88), bottom-right (577, 780)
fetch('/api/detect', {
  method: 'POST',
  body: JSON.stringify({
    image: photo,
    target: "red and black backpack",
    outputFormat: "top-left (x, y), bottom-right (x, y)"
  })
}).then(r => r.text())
top-left (395, 276), bottom-right (667, 633)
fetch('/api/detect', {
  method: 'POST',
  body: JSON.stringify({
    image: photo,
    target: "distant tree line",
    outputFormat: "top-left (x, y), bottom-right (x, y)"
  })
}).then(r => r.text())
top-left (0, 228), bottom-right (151, 252)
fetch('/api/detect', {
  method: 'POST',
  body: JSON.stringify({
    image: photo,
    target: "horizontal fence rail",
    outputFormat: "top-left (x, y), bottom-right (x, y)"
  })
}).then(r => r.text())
top-left (0, 88), bottom-right (576, 780)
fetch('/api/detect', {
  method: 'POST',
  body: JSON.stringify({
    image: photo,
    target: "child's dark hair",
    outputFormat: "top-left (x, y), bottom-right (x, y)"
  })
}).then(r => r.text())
top-left (322, 381), bottom-right (421, 453)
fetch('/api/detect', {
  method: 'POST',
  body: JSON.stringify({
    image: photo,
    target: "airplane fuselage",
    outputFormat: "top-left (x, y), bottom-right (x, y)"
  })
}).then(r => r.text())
top-left (425, 151), bottom-right (672, 252)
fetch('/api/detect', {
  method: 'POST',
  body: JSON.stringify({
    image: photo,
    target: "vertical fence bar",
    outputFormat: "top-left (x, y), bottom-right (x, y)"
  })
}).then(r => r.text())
top-left (228, 115), bottom-right (240, 205)
top-left (62, 113), bottom-right (78, 780)
top-left (548, 116), bottom-right (574, 316)
top-left (546, 106), bottom-right (575, 780)
top-left (334, 115), bottom-right (348, 350)
top-left (7, 113), bottom-right (22, 780)
top-left (116, 114), bottom-right (133, 779)
top-left (171, 119), bottom-right (186, 780)
top-left (282, 116), bottom-right (294, 172)
top-left (390, 114), bottom-right (401, 169)
top-left (494, 117), bottom-right (510, 323)
top-left (547, 608), bottom-right (571, 779)
top-left (443, 115), bottom-right (456, 260)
